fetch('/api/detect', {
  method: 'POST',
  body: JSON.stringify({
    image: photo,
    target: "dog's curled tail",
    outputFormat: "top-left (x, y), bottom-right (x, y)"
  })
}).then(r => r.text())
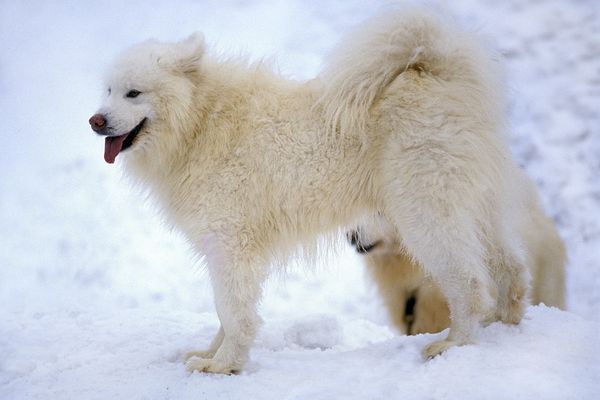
top-left (316, 7), bottom-right (503, 137)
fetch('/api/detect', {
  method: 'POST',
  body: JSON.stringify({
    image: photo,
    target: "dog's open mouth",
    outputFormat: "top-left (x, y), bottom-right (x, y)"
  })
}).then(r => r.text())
top-left (104, 118), bottom-right (146, 164)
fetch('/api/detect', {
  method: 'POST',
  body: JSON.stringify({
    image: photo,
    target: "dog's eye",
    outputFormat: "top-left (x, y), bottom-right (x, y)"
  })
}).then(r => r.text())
top-left (126, 90), bottom-right (141, 98)
top-left (108, 87), bottom-right (111, 95)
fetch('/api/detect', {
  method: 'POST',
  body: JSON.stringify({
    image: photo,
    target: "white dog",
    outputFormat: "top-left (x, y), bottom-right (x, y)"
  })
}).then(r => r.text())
top-left (90, 9), bottom-right (530, 374)
top-left (348, 171), bottom-right (566, 335)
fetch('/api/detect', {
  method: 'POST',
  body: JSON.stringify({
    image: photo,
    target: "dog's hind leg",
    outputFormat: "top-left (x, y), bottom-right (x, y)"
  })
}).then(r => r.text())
top-left (408, 223), bottom-right (495, 359)
top-left (494, 253), bottom-right (529, 325)
top-left (488, 228), bottom-right (530, 325)
top-left (383, 189), bottom-right (496, 359)
top-left (421, 252), bottom-right (495, 358)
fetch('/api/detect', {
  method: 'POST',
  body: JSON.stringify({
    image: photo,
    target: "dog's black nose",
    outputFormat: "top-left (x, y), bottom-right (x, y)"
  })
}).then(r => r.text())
top-left (89, 113), bottom-right (107, 132)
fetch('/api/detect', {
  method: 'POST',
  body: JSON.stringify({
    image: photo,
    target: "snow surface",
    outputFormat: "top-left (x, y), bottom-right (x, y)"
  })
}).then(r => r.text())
top-left (1, 1), bottom-right (599, 399)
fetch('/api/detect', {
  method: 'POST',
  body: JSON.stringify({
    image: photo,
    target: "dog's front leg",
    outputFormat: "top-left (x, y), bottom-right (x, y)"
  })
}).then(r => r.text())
top-left (186, 249), bottom-right (266, 374)
top-left (184, 326), bottom-right (224, 360)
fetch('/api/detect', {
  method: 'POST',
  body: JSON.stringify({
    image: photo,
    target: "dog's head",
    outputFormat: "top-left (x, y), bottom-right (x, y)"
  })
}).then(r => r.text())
top-left (89, 33), bottom-right (205, 164)
top-left (347, 214), bottom-right (401, 255)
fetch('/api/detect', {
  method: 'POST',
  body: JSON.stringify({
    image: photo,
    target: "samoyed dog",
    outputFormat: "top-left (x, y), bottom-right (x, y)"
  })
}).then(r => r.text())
top-left (90, 9), bottom-right (531, 374)
top-left (348, 171), bottom-right (566, 335)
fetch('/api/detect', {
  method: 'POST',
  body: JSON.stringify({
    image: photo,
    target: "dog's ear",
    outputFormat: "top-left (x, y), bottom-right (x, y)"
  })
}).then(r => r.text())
top-left (174, 32), bottom-right (205, 74)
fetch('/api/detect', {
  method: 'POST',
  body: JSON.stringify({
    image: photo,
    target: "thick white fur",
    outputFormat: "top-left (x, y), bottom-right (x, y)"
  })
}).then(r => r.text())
top-left (352, 171), bottom-right (566, 335)
top-left (95, 9), bottom-right (531, 373)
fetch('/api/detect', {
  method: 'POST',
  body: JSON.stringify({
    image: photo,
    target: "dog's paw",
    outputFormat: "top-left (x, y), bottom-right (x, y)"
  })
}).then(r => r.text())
top-left (423, 339), bottom-right (461, 360)
top-left (501, 297), bottom-right (526, 325)
top-left (186, 356), bottom-right (238, 375)
top-left (184, 350), bottom-right (216, 361)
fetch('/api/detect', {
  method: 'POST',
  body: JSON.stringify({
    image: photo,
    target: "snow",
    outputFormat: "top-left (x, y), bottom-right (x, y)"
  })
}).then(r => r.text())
top-left (2, 307), bottom-right (598, 400)
top-left (1, 1), bottom-right (599, 399)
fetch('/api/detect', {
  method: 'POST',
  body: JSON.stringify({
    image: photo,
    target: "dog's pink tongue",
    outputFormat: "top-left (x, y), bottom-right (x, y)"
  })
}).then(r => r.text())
top-left (104, 135), bottom-right (128, 164)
